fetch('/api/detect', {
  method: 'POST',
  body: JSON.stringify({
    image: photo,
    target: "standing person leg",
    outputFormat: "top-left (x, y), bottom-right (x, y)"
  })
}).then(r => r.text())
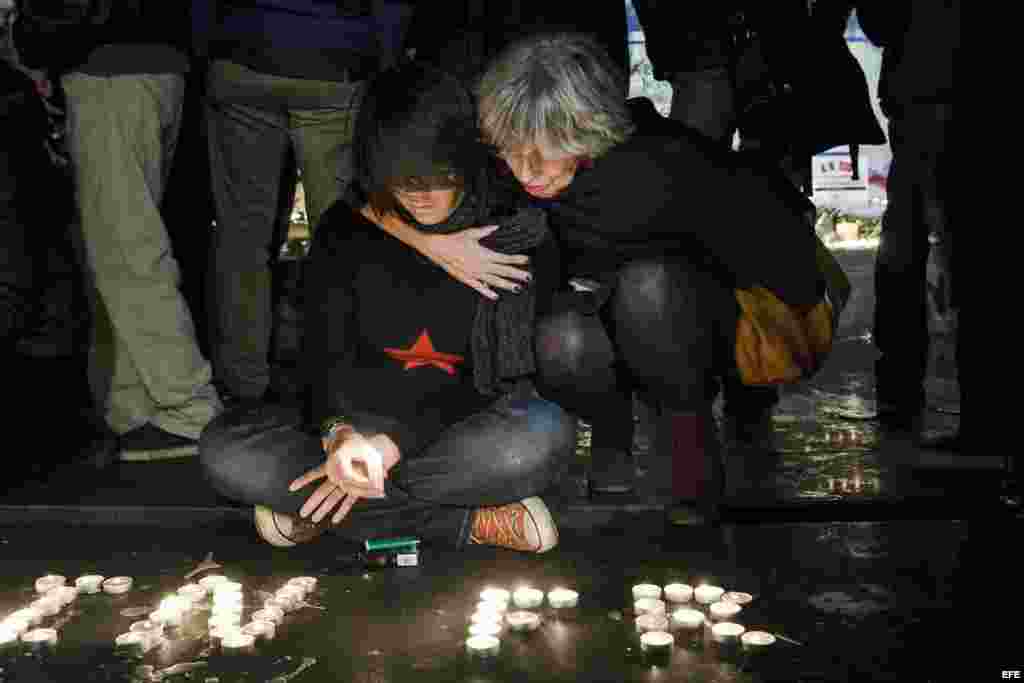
top-left (206, 88), bottom-right (290, 401)
top-left (63, 73), bottom-right (222, 454)
top-left (201, 393), bottom-right (575, 550)
top-left (873, 111), bottom-right (931, 428)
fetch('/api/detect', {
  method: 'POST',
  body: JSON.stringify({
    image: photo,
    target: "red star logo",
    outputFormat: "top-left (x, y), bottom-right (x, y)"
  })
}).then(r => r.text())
top-left (383, 330), bottom-right (465, 375)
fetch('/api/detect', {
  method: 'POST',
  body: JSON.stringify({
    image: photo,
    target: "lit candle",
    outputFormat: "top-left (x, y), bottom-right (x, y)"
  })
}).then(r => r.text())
top-left (631, 584), bottom-right (662, 601)
top-left (479, 588), bottom-right (511, 604)
top-left (264, 596), bottom-right (294, 614)
top-left (31, 597), bottom-right (61, 617)
top-left (219, 630), bottom-right (256, 654)
top-left (177, 583), bottom-right (208, 604)
top-left (214, 581), bottom-right (244, 595)
top-left (21, 628), bottom-right (58, 647)
top-left (469, 610), bottom-right (502, 626)
top-left (1, 625), bottom-right (21, 648)
top-left (251, 607), bottom-right (284, 625)
top-left (708, 601), bottom-right (742, 622)
top-left (633, 598), bottom-right (666, 616)
top-left (7, 607), bottom-right (43, 627)
top-left (2, 616), bottom-right (31, 637)
top-left (635, 614), bottom-right (669, 634)
top-left (505, 611), bottom-right (541, 632)
top-left (271, 590), bottom-right (300, 613)
top-left (546, 588), bottom-right (578, 609)
top-left (209, 613), bottom-right (243, 630)
top-left (129, 620), bottom-right (163, 638)
top-left (277, 584), bottom-right (305, 603)
top-left (198, 575), bottom-right (229, 590)
top-left (663, 583), bottom-right (693, 604)
top-left (75, 575), bottom-right (105, 594)
top-left (722, 591), bottom-right (753, 605)
top-left (102, 576), bottom-right (133, 595)
top-left (465, 635), bottom-right (500, 657)
top-left (208, 624), bottom-right (243, 646)
top-left (287, 576), bottom-right (318, 593)
top-left (242, 620), bottom-right (276, 641)
top-left (741, 631), bottom-right (776, 650)
top-left (34, 575), bottom-right (66, 594)
top-left (710, 622), bottom-right (745, 644)
top-left (468, 621), bottom-right (502, 637)
top-left (512, 587), bottom-right (544, 609)
top-left (149, 609), bottom-right (182, 629)
top-left (115, 631), bottom-right (155, 653)
top-left (475, 600), bottom-right (507, 616)
top-left (213, 590), bottom-right (244, 607)
top-left (670, 608), bottom-right (705, 631)
top-left (159, 595), bottom-right (192, 616)
top-left (639, 630), bottom-right (674, 654)
top-left (53, 586), bottom-right (78, 606)
top-left (693, 585), bottom-right (724, 605)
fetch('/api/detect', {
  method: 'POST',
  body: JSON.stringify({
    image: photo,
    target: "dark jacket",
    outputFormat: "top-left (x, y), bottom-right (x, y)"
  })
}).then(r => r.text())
top-left (630, 1), bottom-right (740, 79)
top-left (193, 0), bottom-right (415, 82)
top-left (13, 0), bottom-right (191, 75)
top-left (856, 0), bottom-right (957, 112)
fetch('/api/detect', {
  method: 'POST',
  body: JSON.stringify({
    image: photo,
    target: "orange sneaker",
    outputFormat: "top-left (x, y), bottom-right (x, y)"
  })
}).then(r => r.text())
top-left (469, 497), bottom-right (558, 553)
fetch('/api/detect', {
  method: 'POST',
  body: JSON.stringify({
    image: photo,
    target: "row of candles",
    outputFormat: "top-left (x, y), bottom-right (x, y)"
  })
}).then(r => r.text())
top-left (464, 587), bottom-right (580, 657)
top-left (0, 572), bottom-right (318, 655)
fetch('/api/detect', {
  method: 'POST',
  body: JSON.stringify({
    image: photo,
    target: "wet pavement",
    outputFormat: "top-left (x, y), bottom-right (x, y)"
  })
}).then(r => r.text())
top-left (1, 244), bottom-right (1011, 682)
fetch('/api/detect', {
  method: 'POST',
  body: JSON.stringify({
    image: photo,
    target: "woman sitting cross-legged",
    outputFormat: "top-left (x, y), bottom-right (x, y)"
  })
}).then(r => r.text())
top-left (199, 62), bottom-right (575, 552)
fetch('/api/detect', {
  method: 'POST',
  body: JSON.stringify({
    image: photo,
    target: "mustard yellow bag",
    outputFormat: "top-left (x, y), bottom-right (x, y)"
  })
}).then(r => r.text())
top-left (735, 237), bottom-right (851, 386)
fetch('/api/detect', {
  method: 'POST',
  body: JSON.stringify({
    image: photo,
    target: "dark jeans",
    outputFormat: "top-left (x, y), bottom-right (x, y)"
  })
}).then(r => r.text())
top-left (200, 392), bottom-right (576, 548)
top-left (874, 103), bottom-right (955, 414)
top-left (535, 259), bottom-right (766, 450)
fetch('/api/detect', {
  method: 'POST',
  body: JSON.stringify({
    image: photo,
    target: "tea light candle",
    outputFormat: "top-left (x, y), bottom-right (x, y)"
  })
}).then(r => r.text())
top-left (264, 596), bottom-right (294, 614)
top-left (632, 583), bottom-right (662, 601)
top-left (209, 612), bottom-right (243, 630)
top-left (480, 588), bottom-right (510, 604)
top-left (75, 575), bottom-right (105, 594)
top-left (271, 591), bottom-right (300, 613)
top-left (214, 581), bottom-right (243, 595)
top-left (115, 631), bottom-right (155, 653)
top-left (505, 610), bottom-right (541, 632)
top-left (670, 608), bottom-right (705, 631)
top-left (177, 583), bottom-right (208, 603)
top-left (277, 584), bottom-right (305, 603)
top-left (633, 598), bottom-right (666, 616)
top-left (639, 630), bottom-right (674, 654)
top-left (159, 595), bottom-right (192, 616)
top-left (663, 583), bottom-right (693, 604)
top-left (512, 587), bottom-right (544, 609)
top-left (711, 622), bottom-right (746, 644)
top-left (1, 625), bottom-right (21, 647)
top-left (242, 619), bottom-right (276, 641)
top-left (31, 597), bottom-right (61, 617)
top-left (102, 576), bottom-right (133, 595)
top-left (53, 586), bottom-right (78, 606)
top-left (35, 575), bottom-right (66, 594)
top-left (693, 585), bottom-right (724, 605)
top-left (722, 591), bottom-right (753, 605)
top-left (708, 601), bottom-right (742, 622)
top-left (470, 610), bottom-right (503, 626)
top-left (465, 635), bottom-right (500, 657)
top-left (287, 576), bottom-right (318, 593)
top-left (129, 620), bottom-right (163, 639)
top-left (741, 631), bottom-right (776, 649)
top-left (2, 616), bottom-right (31, 637)
top-left (546, 588), bottom-right (578, 609)
top-left (635, 614), bottom-right (669, 634)
top-left (198, 575), bottom-right (229, 590)
top-left (208, 624), bottom-right (243, 646)
top-left (21, 628), bottom-right (58, 647)
top-left (213, 590), bottom-right (244, 607)
top-left (7, 607), bottom-right (43, 627)
top-left (251, 607), bottom-right (284, 625)
top-left (468, 621), bottom-right (503, 637)
top-left (475, 600), bottom-right (507, 616)
top-left (220, 631), bottom-right (256, 654)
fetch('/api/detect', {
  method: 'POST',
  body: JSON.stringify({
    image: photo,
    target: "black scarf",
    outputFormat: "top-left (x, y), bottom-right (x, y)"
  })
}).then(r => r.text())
top-left (347, 185), bottom-right (549, 396)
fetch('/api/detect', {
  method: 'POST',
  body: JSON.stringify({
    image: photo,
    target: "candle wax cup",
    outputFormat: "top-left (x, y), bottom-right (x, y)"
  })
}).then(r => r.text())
top-left (2, 617), bottom-right (31, 636)
top-left (631, 584), bottom-right (662, 601)
top-left (634, 598), bottom-right (666, 615)
top-left (465, 635), bottom-right (500, 657)
top-left (505, 611), bottom-right (541, 632)
top-left (102, 576), bottom-right (133, 595)
top-left (177, 584), bottom-right (208, 602)
top-left (640, 630), bottom-right (674, 651)
top-left (741, 631), bottom-right (776, 648)
top-left (54, 586), bottom-right (79, 605)
top-left (547, 589), bottom-right (578, 608)
top-left (479, 588), bottom-right (511, 604)
top-left (209, 613), bottom-right (243, 630)
top-left (35, 575), bottom-right (66, 594)
top-left (711, 622), bottom-right (746, 643)
top-left (1, 626), bottom-right (21, 646)
top-left (242, 620), bottom-right (276, 640)
top-left (470, 610), bottom-right (503, 625)
top-left (31, 598), bottom-right (61, 617)
top-left (209, 624), bottom-right (243, 643)
top-left (635, 614), bottom-right (670, 633)
top-left (251, 608), bottom-right (284, 625)
top-left (277, 585), bottom-right (306, 602)
top-left (264, 596), bottom-right (294, 614)
top-left (288, 576), bottom-right (318, 592)
top-left (469, 621), bottom-right (503, 637)
top-left (512, 588), bottom-right (544, 609)
top-left (693, 585), bottom-right (724, 605)
top-left (663, 583), bottom-right (694, 603)
top-left (671, 608), bottom-right (705, 630)
top-left (21, 628), bottom-right (58, 646)
top-left (476, 600), bottom-right (507, 615)
top-left (7, 608), bottom-right (43, 627)
top-left (220, 631), bottom-right (256, 653)
top-left (115, 631), bottom-right (155, 653)
top-left (75, 575), bottom-right (105, 594)
top-left (722, 591), bottom-right (753, 605)
top-left (198, 575), bottom-right (228, 589)
top-left (709, 601), bottom-right (742, 621)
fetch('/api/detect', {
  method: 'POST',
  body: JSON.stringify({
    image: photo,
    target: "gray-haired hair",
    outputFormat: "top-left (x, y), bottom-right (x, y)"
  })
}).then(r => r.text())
top-left (477, 32), bottom-right (635, 160)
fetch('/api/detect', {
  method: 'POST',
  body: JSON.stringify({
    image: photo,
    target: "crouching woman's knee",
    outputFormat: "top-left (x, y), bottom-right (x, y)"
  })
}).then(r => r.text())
top-left (498, 397), bottom-right (577, 487)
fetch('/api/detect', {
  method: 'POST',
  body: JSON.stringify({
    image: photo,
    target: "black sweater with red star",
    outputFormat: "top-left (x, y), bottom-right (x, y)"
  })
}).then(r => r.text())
top-left (304, 201), bottom-right (560, 458)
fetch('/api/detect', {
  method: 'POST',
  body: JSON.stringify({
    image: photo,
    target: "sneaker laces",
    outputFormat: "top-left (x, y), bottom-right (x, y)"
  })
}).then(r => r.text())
top-left (471, 504), bottom-right (533, 551)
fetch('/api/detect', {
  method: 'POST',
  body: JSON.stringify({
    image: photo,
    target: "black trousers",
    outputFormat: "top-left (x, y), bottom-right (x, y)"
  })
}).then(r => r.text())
top-left (534, 259), bottom-right (768, 451)
top-left (199, 391), bottom-right (575, 548)
top-left (873, 103), bottom-right (956, 418)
